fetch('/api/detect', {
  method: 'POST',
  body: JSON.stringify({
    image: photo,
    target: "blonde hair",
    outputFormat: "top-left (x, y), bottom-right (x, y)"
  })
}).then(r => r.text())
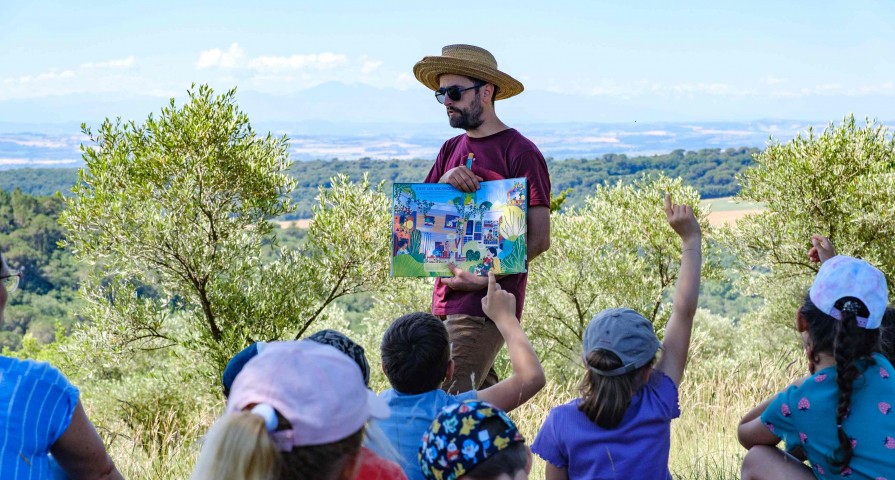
top-left (192, 412), bottom-right (280, 480)
top-left (192, 411), bottom-right (366, 480)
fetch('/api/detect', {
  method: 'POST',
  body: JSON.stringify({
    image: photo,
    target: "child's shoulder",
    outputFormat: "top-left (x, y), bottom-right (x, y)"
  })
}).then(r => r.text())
top-left (544, 398), bottom-right (583, 422)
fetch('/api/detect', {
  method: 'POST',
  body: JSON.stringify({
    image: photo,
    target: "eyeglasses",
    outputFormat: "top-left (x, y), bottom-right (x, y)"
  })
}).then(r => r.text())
top-left (1, 270), bottom-right (21, 293)
top-left (435, 83), bottom-right (483, 104)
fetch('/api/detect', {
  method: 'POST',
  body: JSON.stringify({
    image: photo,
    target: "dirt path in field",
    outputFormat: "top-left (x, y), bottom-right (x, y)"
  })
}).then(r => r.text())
top-left (706, 209), bottom-right (763, 226)
top-left (278, 219), bottom-right (312, 229)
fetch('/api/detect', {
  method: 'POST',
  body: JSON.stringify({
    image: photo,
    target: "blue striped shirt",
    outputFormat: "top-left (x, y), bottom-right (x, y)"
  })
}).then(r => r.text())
top-left (0, 357), bottom-right (79, 479)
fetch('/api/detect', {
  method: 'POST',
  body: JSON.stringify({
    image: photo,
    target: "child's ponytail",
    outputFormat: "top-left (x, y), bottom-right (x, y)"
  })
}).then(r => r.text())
top-left (831, 298), bottom-right (880, 471)
top-left (191, 411), bottom-right (281, 480)
top-left (579, 350), bottom-right (653, 429)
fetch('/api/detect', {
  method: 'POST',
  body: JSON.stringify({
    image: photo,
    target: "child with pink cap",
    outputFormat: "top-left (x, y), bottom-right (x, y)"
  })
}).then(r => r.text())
top-left (739, 236), bottom-right (895, 479)
top-left (192, 341), bottom-right (391, 480)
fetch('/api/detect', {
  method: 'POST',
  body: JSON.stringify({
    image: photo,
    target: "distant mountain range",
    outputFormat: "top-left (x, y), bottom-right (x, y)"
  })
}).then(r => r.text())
top-left (0, 117), bottom-right (842, 169)
top-left (3, 81), bottom-right (886, 168)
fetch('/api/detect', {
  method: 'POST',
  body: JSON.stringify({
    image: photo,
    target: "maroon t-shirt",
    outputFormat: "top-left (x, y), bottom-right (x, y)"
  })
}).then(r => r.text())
top-left (424, 128), bottom-right (551, 320)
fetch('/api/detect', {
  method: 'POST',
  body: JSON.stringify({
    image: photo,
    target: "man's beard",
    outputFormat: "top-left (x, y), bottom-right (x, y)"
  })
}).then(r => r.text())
top-left (447, 96), bottom-right (484, 130)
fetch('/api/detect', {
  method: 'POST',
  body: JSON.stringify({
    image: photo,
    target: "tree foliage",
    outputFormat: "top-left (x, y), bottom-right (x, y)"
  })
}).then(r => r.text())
top-left (60, 85), bottom-right (389, 373)
top-left (4, 147), bottom-right (758, 218)
top-left (0, 189), bottom-right (80, 350)
top-left (525, 175), bottom-right (717, 378)
top-left (722, 116), bottom-right (895, 324)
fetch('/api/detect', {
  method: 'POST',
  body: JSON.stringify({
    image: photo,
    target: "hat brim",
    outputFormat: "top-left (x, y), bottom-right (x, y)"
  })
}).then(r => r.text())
top-left (413, 56), bottom-right (524, 101)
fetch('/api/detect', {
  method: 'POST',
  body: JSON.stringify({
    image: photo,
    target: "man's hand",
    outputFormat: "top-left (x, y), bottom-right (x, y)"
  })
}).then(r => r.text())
top-left (664, 194), bottom-right (701, 244)
top-left (481, 272), bottom-right (517, 323)
top-left (442, 263), bottom-right (488, 291)
top-left (808, 235), bottom-right (836, 264)
top-left (439, 166), bottom-right (482, 193)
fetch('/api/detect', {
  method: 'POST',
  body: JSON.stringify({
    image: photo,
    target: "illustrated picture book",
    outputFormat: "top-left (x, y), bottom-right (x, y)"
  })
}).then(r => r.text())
top-left (391, 178), bottom-right (528, 278)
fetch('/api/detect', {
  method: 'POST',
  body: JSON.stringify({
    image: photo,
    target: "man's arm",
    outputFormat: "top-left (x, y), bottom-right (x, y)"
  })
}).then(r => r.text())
top-left (526, 206), bottom-right (551, 261)
top-left (476, 273), bottom-right (546, 412)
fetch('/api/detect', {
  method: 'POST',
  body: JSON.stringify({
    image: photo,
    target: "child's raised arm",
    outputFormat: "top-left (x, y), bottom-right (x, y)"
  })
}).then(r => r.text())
top-left (477, 272), bottom-right (546, 412)
top-left (655, 194), bottom-right (702, 386)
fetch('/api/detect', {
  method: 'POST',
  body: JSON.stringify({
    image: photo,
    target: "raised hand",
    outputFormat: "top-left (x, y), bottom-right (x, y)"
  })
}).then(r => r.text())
top-left (481, 272), bottom-right (516, 323)
top-left (808, 235), bottom-right (836, 264)
top-left (664, 194), bottom-right (701, 243)
top-left (439, 166), bottom-right (483, 192)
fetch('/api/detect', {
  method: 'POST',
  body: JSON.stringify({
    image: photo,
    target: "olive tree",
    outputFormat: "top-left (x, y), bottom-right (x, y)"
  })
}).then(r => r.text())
top-left (722, 116), bottom-right (895, 325)
top-left (61, 85), bottom-right (390, 373)
top-left (525, 175), bottom-right (716, 378)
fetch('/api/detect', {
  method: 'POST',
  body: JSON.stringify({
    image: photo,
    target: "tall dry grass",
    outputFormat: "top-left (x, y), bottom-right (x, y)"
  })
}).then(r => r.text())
top-left (87, 309), bottom-right (804, 479)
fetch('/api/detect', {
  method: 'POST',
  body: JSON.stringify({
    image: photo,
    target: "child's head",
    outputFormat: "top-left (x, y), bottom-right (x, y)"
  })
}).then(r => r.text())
top-left (801, 255), bottom-right (888, 470)
top-left (419, 400), bottom-right (529, 480)
top-left (221, 329), bottom-right (371, 397)
top-left (194, 341), bottom-right (389, 480)
top-left (579, 308), bottom-right (660, 429)
top-left (381, 312), bottom-right (451, 394)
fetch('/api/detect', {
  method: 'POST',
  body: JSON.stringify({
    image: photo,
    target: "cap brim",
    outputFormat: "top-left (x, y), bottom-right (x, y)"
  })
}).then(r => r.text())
top-left (366, 389), bottom-right (390, 420)
top-left (413, 57), bottom-right (524, 101)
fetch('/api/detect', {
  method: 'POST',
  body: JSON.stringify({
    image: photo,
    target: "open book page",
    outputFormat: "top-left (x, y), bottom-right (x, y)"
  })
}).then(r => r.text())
top-left (391, 178), bottom-right (528, 278)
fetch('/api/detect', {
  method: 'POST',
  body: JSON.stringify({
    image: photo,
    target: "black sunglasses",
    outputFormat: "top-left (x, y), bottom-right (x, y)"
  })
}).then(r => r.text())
top-left (435, 83), bottom-right (483, 104)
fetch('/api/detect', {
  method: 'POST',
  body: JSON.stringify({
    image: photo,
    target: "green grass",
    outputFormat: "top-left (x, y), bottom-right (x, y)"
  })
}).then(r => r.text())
top-left (701, 196), bottom-right (766, 213)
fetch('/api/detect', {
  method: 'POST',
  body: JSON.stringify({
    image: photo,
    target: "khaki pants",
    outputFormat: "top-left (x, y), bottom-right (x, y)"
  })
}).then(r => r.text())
top-left (438, 314), bottom-right (504, 394)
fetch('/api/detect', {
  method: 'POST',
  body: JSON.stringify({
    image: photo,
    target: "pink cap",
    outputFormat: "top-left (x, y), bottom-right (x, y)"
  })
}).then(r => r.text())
top-left (227, 341), bottom-right (390, 450)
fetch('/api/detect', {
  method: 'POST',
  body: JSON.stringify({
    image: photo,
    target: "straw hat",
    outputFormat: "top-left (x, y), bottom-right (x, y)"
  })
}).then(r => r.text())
top-left (413, 44), bottom-right (524, 101)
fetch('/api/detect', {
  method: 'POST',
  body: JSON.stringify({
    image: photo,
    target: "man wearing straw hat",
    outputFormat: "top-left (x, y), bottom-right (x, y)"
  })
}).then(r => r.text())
top-left (414, 44), bottom-right (552, 394)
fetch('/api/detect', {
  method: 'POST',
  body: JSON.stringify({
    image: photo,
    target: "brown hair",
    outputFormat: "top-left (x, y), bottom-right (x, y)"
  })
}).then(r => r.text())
top-left (578, 350), bottom-right (654, 429)
top-left (191, 412), bottom-right (364, 480)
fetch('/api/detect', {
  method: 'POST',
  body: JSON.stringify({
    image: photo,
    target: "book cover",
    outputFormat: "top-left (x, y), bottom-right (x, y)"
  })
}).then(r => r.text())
top-left (391, 178), bottom-right (528, 278)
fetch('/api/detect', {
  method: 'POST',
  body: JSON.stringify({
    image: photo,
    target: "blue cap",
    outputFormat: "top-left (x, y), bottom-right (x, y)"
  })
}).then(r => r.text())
top-left (222, 342), bottom-right (262, 394)
top-left (583, 308), bottom-right (661, 376)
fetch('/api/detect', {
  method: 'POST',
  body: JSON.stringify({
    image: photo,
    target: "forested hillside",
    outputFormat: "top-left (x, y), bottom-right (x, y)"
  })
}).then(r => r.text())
top-left (0, 146), bottom-right (758, 349)
top-left (0, 189), bottom-right (81, 350)
top-left (0, 146), bottom-right (757, 218)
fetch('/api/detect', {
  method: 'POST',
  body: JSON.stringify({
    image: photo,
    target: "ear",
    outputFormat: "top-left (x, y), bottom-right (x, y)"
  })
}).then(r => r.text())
top-left (796, 310), bottom-right (809, 332)
top-left (445, 358), bottom-right (455, 382)
top-left (483, 83), bottom-right (495, 102)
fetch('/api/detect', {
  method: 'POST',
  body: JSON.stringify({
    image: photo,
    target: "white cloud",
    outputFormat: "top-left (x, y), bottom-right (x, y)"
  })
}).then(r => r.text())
top-left (760, 75), bottom-right (786, 86)
top-left (8, 69), bottom-right (76, 85)
top-left (247, 52), bottom-right (348, 72)
top-left (196, 43), bottom-right (245, 69)
top-left (81, 56), bottom-right (136, 69)
top-left (360, 59), bottom-right (383, 74)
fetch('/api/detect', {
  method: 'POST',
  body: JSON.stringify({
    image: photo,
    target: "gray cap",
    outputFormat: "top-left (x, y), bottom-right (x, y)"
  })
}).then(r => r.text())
top-left (583, 308), bottom-right (661, 376)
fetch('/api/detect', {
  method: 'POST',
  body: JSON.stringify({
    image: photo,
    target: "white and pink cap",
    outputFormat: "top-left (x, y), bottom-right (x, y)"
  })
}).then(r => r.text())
top-left (809, 255), bottom-right (889, 329)
top-left (226, 340), bottom-right (390, 451)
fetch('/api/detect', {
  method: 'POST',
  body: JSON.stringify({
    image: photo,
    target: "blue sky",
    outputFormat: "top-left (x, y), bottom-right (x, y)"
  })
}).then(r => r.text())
top-left (1, 1), bottom-right (893, 124)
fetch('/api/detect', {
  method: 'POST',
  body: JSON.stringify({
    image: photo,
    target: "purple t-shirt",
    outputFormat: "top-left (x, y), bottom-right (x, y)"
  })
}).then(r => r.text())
top-left (532, 370), bottom-right (681, 480)
top-left (424, 128), bottom-right (551, 320)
